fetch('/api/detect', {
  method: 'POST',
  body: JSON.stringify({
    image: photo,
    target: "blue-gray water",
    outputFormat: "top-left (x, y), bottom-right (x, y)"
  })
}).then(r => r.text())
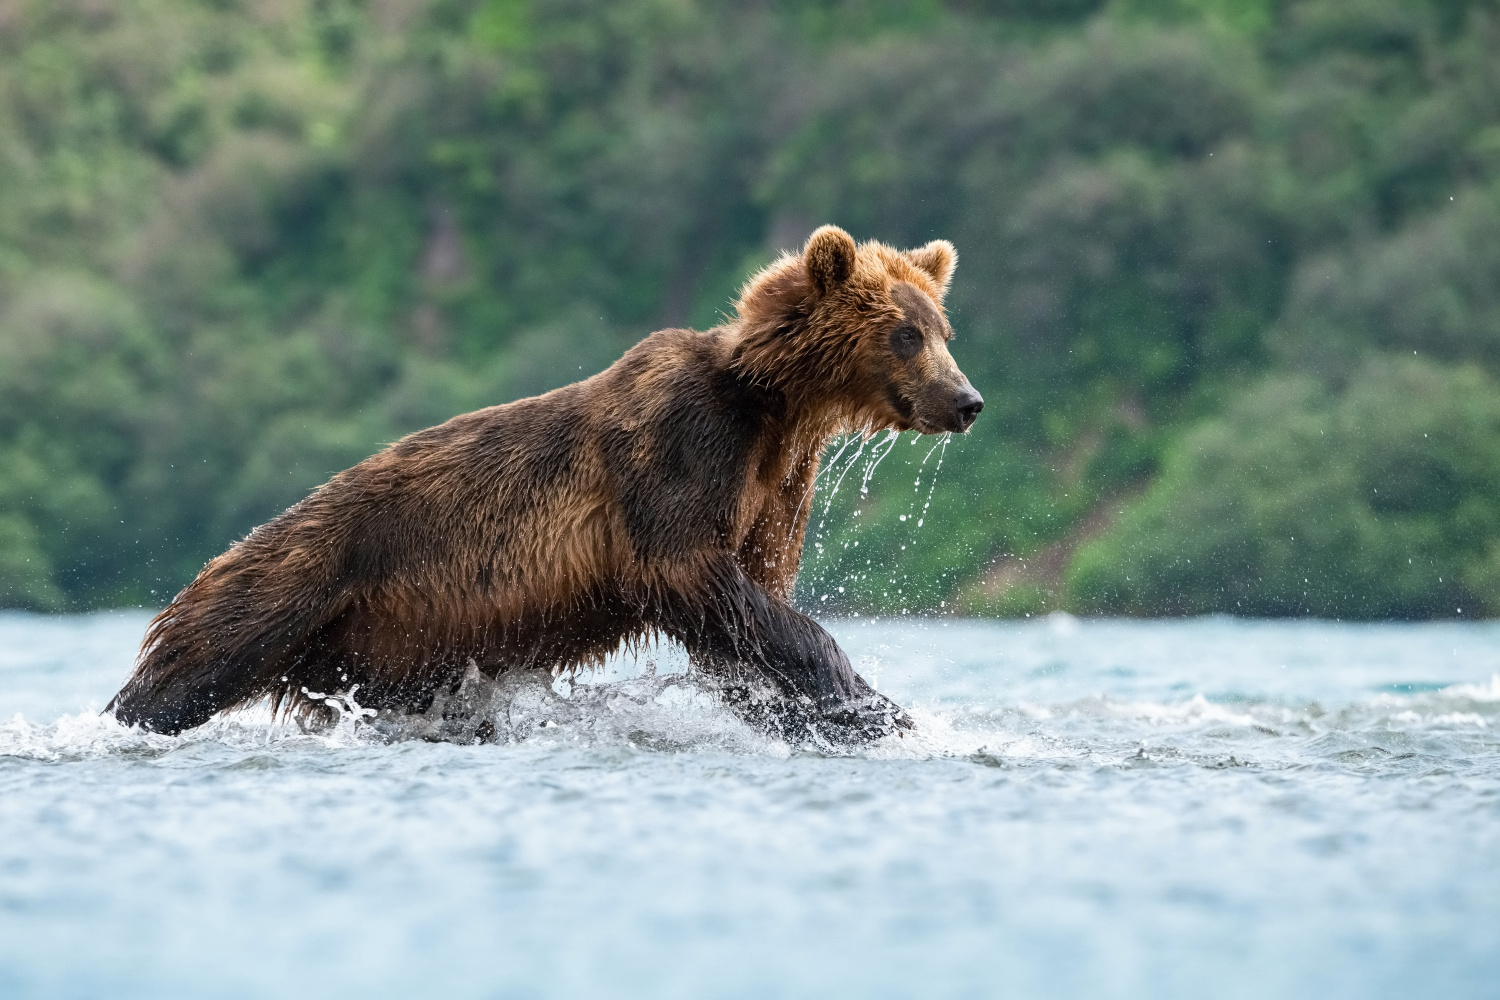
top-left (2, 611), bottom-right (1498, 999)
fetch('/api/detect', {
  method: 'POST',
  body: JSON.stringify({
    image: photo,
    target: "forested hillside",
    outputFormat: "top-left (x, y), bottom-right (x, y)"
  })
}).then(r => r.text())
top-left (3, 0), bottom-right (1499, 617)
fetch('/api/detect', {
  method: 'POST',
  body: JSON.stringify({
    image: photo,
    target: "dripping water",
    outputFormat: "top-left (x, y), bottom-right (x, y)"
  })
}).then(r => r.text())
top-left (802, 430), bottom-right (954, 613)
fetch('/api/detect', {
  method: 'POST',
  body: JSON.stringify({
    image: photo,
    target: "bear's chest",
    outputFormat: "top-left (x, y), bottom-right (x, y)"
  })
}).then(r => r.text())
top-left (602, 368), bottom-right (776, 561)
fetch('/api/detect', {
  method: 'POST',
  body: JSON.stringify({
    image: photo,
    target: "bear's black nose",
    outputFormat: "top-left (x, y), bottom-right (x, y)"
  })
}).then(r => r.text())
top-left (953, 387), bottom-right (984, 430)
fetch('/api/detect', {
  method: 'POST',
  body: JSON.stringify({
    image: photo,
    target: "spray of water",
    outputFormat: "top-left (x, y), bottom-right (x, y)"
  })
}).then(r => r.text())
top-left (819, 433), bottom-right (871, 516)
top-left (803, 429), bottom-right (953, 612)
top-left (790, 432), bottom-right (860, 541)
top-left (803, 431), bottom-right (870, 572)
top-left (857, 429), bottom-right (902, 501)
top-left (898, 432), bottom-right (950, 530)
top-left (301, 685), bottom-right (378, 744)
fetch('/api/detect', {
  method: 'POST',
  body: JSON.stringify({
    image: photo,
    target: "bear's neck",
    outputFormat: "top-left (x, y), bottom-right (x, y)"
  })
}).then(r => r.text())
top-left (728, 407), bottom-right (834, 600)
top-left (722, 316), bottom-right (862, 433)
top-left (741, 373), bottom-right (861, 598)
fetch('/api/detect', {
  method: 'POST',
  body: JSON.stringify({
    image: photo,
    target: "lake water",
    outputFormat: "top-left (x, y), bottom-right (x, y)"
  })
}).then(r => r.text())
top-left (2, 611), bottom-right (1498, 999)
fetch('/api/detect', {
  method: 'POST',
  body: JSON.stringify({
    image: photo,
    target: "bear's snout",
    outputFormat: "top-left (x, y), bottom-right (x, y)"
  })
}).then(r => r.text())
top-left (950, 386), bottom-right (984, 432)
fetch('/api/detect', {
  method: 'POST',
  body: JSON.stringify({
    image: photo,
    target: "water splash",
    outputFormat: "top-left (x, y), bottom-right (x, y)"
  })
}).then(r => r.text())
top-left (301, 685), bottom-right (378, 745)
top-left (803, 432), bottom-right (870, 597)
top-left (805, 429), bottom-right (949, 608)
top-left (857, 429), bottom-right (901, 501)
top-left (4, 669), bottom-right (1500, 770)
top-left (803, 430), bottom-right (956, 613)
top-left (817, 432), bottom-right (870, 517)
top-left (899, 431), bottom-right (950, 530)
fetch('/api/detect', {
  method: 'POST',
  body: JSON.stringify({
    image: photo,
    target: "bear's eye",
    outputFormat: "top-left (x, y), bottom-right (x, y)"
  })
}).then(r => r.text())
top-left (890, 324), bottom-right (923, 361)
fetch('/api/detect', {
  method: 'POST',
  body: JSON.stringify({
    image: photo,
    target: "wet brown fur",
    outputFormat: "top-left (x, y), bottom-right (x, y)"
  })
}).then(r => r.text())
top-left (108, 226), bottom-right (980, 740)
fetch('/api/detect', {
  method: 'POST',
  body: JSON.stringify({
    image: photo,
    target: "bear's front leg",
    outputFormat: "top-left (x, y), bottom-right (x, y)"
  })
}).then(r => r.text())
top-left (655, 558), bottom-right (911, 744)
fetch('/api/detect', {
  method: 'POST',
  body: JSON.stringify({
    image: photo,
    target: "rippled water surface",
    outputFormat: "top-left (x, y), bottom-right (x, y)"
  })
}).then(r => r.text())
top-left (3, 611), bottom-right (1499, 999)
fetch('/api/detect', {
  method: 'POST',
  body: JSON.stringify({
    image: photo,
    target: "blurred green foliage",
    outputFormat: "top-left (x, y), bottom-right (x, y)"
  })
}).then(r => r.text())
top-left (1068, 359), bottom-right (1500, 618)
top-left (1, 0), bottom-right (1498, 617)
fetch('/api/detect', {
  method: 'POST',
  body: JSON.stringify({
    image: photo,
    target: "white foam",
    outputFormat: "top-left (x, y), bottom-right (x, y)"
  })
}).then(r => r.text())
top-left (1441, 674), bottom-right (1500, 702)
top-left (1012, 693), bottom-right (1260, 728)
top-left (7, 666), bottom-right (1500, 765)
top-left (0, 709), bottom-right (174, 761)
top-left (1388, 710), bottom-right (1487, 728)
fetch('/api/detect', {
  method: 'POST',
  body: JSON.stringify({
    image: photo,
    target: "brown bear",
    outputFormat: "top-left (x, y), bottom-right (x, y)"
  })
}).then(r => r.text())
top-left (107, 225), bottom-right (982, 743)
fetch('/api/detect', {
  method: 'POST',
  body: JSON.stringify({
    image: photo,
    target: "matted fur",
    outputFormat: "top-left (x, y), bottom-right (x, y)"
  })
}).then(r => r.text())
top-left (108, 226), bottom-right (981, 742)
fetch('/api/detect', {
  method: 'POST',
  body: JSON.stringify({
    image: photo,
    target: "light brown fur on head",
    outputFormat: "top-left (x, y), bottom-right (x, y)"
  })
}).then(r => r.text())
top-left (730, 225), bottom-right (979, 436)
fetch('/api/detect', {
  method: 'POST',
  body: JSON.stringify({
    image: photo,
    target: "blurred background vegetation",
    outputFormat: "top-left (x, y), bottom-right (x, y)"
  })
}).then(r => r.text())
top-left (2, 0), bottom-right (1499, 618)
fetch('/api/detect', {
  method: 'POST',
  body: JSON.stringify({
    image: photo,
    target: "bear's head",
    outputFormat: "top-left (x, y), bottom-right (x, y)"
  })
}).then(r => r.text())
top-left (732, 225), bottom-right (983, 435)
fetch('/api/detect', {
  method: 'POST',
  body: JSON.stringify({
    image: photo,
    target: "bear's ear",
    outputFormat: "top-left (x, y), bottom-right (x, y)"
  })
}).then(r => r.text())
top-left (906, 240), bottom-right (957, 298)
top-left (804, 225), bottom-right (858, 296)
